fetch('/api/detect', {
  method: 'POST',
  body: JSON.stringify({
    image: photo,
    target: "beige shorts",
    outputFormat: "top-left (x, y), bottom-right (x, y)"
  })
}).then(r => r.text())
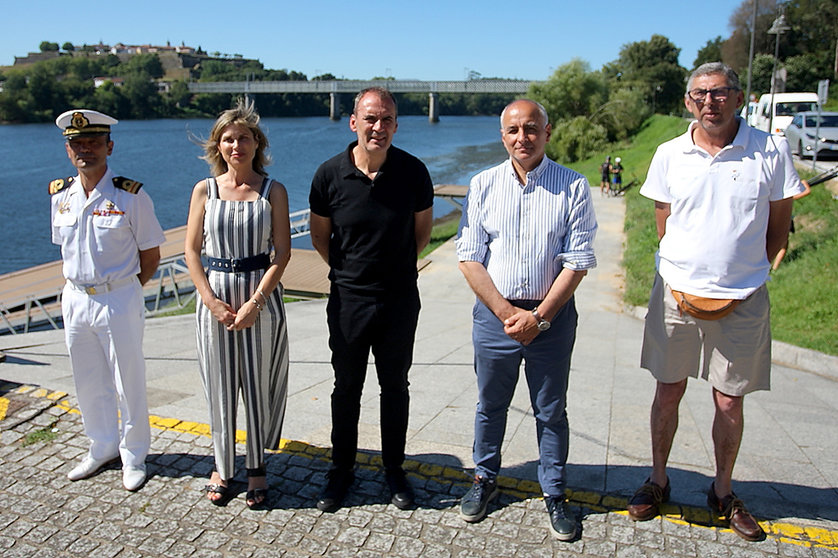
top-left (640, 274), bottom-right (772, 396)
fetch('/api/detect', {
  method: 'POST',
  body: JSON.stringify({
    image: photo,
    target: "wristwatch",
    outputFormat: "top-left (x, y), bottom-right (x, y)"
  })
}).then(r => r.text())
top-left (532, 308), bottom-right (551, 331)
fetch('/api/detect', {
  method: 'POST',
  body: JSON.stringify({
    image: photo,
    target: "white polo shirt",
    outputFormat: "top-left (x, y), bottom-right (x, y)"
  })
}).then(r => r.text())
top-left (640, 118), bottom-right (804, 299)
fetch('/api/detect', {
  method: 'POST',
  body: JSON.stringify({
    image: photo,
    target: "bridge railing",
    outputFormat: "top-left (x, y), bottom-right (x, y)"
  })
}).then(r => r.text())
top-left (289, 209), bottom-right (311, 239)
top-left (188, 79), bottom-right (531, 95)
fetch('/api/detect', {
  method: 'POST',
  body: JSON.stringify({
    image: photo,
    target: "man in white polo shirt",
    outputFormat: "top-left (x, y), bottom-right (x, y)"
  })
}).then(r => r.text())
top-left (50, 109), bottom-right (164, 491)
top-left (627, 63), bottom-right (804, 541)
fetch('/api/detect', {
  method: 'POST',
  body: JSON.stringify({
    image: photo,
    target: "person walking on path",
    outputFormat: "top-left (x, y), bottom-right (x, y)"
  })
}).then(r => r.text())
top-left (456, 99), bottom-right (598, 540)
top-left (609, 157), bottom-right (623, 195)
top-left (50, 109), bottom-right (164, 491)
top-left (309, 87), bottom-right (434, 513)
top-left (626, 62), bottom-right (804, 542)
top-left (185, 99), bottom-right (291, 509)
top-left (600, 156), bottom-right (611, 196)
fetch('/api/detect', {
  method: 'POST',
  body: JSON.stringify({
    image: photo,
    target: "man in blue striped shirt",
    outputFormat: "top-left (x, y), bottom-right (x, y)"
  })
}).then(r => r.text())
top-left (456, 99), bottom-right (597, 540)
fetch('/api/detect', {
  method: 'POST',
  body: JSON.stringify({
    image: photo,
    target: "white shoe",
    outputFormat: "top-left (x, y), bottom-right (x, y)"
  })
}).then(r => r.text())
top-left (123, 466), bottom-right (147, 491)
top-left (68, 454), bottom-right (119, 481)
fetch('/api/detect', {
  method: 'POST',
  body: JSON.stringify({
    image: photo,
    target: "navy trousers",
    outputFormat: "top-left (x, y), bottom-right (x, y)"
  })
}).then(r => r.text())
top-left (471, 297), bottom-right (577, 497)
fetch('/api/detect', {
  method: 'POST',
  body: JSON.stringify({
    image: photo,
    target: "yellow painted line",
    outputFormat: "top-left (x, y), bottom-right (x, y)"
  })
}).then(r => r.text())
top-left (14, 383), bottom-right (838, 550)
top-left (0, 397), bottom-right (8, 421)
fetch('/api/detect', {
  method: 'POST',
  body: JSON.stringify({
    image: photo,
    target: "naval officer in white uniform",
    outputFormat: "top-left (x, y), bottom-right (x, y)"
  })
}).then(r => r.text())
top-left (50, 109), bottom-right (165, 491)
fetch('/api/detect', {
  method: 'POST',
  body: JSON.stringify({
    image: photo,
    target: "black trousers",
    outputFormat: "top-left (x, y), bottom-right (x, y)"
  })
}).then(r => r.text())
top-left (326, 284), bottom-right (421, 471)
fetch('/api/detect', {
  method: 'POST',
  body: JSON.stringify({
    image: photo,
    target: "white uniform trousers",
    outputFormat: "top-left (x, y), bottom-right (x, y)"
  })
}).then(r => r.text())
top-left (62, 280), bottom-right (150, 469)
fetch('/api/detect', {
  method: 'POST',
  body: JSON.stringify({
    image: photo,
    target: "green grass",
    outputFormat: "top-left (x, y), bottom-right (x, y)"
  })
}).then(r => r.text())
top-left (767, 168), bottom-right (838, 354)
top-left (22, 424), bottom-right (59, 447)
top-left (154, 298), bottom-right (197, 317)
top-left (421, 213), bottom-right (461, 258)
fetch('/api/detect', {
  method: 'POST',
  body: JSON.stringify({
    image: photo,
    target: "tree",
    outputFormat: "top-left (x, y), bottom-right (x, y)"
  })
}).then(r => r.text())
top-left (593, 88), bottom-right (652, 141)
top-left (723, 0), bottom-right (838, 93)
top-left (0, 70), bottom-right (35, 122)
top-left (607, 35), bottom-right (686, 115)
top-left (123, 53), bottom-right (164, 79)
top-left (528, 59), bottom-right (608, 121)
top-left (167, 80), bottom-right (192, 108)
top-left (785, 0), bottom-right (838, 79)
top-left (122, 73), bottom-right (162, 118)
top-left (28, 64), bottom-right (61, 116)
top-left (62, 42), bottom-right (75, 52)
top-left (721, 0), bottom-right (779, 72)
top-left (92, 81), bottom-right (129, 119)
top-left (200, 59), bottom-right (235, 81)
top-left (741, 53), bottom-right (776, 95)
top-left (784, 53), bottom-right (831, 91)
top-left (546, 116), bottom-right (607, 163)
top-left (39, 41), bottom-right (59, 52)
top-left (694, 36), bottom-right (724, 69)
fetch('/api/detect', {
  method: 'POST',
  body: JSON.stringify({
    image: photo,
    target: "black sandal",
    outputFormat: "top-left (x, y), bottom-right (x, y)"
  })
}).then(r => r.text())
top-left (246, 466), bottom-right (268, 509)
top-left (246, 487), bottom-right (269, 509)
top-left (204, 482), bottom-right (232, 506)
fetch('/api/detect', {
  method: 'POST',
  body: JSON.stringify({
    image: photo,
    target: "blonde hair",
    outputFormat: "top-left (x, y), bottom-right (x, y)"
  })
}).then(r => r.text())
top-left (201, 97), bottom-right (271, 176)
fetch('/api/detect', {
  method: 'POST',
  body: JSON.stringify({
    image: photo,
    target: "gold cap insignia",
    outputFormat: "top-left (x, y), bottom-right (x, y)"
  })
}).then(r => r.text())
top-left (70, 112), bottom-right (90, 130)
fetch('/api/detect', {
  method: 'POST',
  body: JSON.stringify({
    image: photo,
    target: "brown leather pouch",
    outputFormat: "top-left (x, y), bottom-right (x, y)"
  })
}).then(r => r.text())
top-left (670, 289), bottom-right (740, 321)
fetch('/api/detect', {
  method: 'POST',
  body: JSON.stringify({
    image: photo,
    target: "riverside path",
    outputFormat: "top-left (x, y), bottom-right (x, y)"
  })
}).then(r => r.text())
top-left (1, 191), bottom-right (837, 557)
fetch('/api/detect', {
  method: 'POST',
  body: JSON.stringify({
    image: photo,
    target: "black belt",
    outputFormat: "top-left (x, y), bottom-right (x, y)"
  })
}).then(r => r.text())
top-left (207, 253), bottom-right (270, 273)
top-left (508, 299), bottom-right (540, 311)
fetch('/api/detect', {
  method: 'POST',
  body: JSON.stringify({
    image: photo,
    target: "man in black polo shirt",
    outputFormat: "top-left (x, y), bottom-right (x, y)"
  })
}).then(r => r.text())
top-left (309, 87), bottom-right (434, 512)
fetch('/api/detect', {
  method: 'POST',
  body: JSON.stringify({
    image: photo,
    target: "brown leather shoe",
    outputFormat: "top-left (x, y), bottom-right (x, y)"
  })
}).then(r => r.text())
top-left (707, 482), bottom-right (765, 541)
top-left (627, 477), bottom-right (670, 521)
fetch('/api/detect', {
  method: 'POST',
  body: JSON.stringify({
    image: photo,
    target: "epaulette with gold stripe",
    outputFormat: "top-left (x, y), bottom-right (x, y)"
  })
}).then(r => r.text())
top-left (113, 176), bottom-right (143, 194)
top-left (49, 176), bottom-right (74, 195)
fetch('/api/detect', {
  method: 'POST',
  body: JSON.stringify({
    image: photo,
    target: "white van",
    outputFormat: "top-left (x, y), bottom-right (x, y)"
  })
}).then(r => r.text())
top-left (754, 92), bottom-right (819, 135)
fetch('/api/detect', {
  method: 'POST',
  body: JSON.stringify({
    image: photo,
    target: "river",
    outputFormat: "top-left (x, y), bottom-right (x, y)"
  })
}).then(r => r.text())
top-left (0, 115), bottom-right (506, 275)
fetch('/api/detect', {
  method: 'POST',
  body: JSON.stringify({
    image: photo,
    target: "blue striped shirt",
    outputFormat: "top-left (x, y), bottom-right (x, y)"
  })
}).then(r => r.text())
top-left (456, 156), bottom-right (597, 300)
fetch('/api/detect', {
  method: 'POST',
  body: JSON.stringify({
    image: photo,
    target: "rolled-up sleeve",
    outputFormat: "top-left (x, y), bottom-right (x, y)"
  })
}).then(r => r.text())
top-left (559, 176), bottom-right (597, 271)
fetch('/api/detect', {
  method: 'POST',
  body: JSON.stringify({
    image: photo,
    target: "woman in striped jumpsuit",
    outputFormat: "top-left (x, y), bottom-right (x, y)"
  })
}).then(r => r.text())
top-left (185, 99), bottom-right (291, 509)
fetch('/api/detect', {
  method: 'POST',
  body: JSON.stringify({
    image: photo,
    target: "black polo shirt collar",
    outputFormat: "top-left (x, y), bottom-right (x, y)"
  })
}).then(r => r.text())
top-left (338, 141), bottom-right (392, 184)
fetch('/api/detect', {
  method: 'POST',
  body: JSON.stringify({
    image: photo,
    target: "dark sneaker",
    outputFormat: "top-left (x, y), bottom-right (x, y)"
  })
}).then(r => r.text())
top-left (459, 475), bottom-right (499, 522)
top-left (316, 468), bottom-right (355, 513)
top-left (707, 482), bottom-right (765, 541)
top-left (627, 477), bottom-right (670, 521)
top-left (545, 495), bottom-right (577, 541)
top-left (385, 468), bottom-right (415, 510)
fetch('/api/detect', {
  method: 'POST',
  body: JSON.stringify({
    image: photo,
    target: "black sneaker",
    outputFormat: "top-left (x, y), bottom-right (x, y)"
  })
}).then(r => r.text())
top-left (545, 495), bottom-right (577, 541)
top-left (385, 468), bottom-right (415, 510)
top-left (459, 475), bottom-right (499, 522)
top-left (316, 468), bottom-right (355, 513)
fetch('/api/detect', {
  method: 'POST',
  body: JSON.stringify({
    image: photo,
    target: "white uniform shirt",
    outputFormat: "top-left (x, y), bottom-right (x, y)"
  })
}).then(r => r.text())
top-left (456, 156), bottom-right (597, 300)
top-left (50, 168), bottom-right (165, 285)
top-left (640, 118), bottom-right (805, 298)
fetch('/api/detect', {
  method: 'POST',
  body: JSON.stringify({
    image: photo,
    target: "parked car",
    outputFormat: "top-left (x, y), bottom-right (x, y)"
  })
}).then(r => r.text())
top-left (754, 92), bottom-right (819, 135)
top-left (784, 111), bottom-right (838, 159)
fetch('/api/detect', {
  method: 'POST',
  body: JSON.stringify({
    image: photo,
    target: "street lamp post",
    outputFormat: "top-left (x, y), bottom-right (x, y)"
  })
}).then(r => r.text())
top-left (767, 5), bottom-right (791, 135)
top-left (745, 0), bottom-right (758, 123)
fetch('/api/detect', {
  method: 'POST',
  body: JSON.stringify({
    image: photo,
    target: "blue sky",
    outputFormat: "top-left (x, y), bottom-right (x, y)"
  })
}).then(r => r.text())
top-left (2, 0), bottom-right (738, 81)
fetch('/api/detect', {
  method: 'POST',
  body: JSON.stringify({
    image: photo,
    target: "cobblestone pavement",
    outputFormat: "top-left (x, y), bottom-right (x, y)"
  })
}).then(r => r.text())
top-left (2, 384), bottom-right (836, 558)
